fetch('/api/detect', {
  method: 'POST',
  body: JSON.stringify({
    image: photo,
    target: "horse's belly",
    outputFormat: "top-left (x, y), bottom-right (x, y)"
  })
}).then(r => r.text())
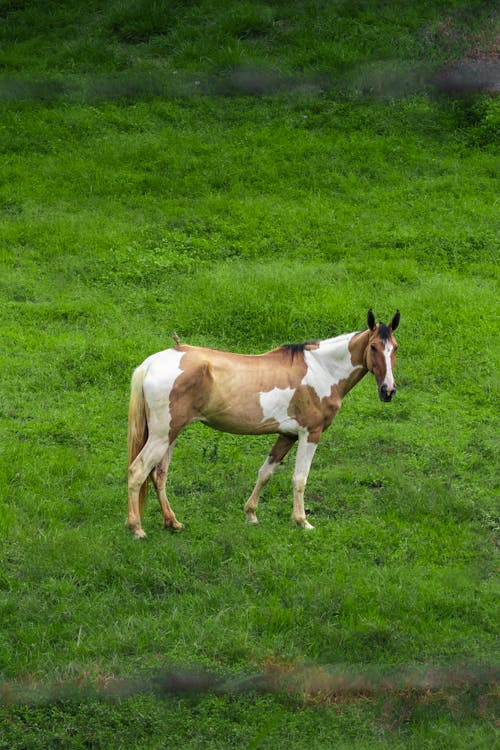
top-left (199, 410), bottom-right (279, 436)
top-left (200, 384), bottom-right (301, 436)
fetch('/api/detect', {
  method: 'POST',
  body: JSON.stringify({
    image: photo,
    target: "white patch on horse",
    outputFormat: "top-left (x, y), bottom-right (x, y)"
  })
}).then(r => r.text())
top-left (142, 348), bottom-right (185, 437)
top-left (303, 332), bottom-right (362, 399)
top-left (382, 342), bottom-right (395, 392)
top-left (259, 387), bottom-right (300, 434)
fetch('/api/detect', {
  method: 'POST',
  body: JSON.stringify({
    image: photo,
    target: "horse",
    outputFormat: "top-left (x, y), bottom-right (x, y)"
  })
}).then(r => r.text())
top-left (127, 309), bottom-right (400, 538)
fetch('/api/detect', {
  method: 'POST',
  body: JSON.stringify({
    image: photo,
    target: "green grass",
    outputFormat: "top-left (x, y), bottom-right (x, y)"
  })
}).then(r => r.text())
top-left (0, 1), bottom-right (499, 748)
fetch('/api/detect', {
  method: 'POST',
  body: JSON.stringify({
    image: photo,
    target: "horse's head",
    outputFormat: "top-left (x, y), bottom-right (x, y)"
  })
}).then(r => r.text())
top-left (365, 309), bottom-right (400, 402)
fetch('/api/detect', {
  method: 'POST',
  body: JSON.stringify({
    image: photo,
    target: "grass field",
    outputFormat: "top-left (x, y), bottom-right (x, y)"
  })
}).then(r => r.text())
top-left (0, 1), bottom-right (499, 747)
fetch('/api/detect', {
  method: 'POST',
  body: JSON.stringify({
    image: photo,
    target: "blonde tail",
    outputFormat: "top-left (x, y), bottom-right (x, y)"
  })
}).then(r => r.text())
top-left (128, 365), bottom-right (149, 516)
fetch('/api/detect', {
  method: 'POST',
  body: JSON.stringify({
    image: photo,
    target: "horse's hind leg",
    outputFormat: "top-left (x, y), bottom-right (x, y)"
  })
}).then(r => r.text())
top-left (128, 437), bottom-right (170, 538)
top-left (244, 434), bottom-right (296, 524)
top-left (151, 440), bottom-right (184, 530)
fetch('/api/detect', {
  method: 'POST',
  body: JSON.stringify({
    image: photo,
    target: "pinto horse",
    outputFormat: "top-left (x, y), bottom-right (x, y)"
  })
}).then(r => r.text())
top-left (127, 309), bottom-right (400, 538)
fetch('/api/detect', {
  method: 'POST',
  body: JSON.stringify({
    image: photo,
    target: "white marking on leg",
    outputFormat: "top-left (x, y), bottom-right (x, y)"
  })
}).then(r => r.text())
top-left (292, 432), bottom-right (318, 529)
top-left (245, 435), bottom-right (296, 525)
top-left (245, 456), bottom-right (279, 524)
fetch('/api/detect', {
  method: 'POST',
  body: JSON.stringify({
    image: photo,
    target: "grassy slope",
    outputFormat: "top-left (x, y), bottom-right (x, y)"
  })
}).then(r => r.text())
top-left (0, 1), bottom-right (499, 748)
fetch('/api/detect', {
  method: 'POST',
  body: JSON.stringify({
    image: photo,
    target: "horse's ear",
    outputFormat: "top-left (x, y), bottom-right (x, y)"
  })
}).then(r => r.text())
top-left (367, 309), bottom-right (376, 331)
top-left (390, 310), bottom-right (400, 332)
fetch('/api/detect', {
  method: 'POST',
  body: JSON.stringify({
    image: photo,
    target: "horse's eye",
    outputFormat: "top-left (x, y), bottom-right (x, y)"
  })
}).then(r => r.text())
top-left (370, 344), bottom-right (377, 352)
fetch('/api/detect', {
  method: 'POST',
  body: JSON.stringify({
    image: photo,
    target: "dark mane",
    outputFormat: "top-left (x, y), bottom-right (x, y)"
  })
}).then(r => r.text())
top-left (281, 341), bottom-right (319, 360)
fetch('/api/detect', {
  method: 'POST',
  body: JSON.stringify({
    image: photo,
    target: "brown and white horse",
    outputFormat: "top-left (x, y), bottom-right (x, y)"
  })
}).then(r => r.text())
top-left (127, 309), bottom-right (400, 538)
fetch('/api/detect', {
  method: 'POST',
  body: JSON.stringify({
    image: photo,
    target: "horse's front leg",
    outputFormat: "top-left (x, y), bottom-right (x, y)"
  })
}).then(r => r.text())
top-left (292, 430), bottom-right (319, 529)
top-left (244, 434), bottom-right (296, 524)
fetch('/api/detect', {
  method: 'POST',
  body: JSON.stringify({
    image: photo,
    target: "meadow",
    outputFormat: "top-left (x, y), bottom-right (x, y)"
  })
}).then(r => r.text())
top-left (0, 1), bottom-right (499, 747)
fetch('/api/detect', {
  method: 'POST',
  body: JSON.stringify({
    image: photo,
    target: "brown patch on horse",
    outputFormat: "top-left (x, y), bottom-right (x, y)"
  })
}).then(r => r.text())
top-left (169, 345), bottom-right (310, 439)
top-left (166, 346), bottom-right (214, 441)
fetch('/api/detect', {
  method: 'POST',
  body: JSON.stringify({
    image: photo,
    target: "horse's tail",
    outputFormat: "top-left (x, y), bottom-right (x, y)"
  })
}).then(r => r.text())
top-left (128, 364), bottom-right (149, 515)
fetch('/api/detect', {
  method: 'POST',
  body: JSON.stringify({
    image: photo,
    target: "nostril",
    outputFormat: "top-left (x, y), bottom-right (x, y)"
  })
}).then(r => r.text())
top-left (380, 383), bottom-right (396, 402)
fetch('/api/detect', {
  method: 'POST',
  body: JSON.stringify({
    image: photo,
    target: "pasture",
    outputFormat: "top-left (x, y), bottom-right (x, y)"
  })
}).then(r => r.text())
top-left (0, 1), bottom-right (498, 747)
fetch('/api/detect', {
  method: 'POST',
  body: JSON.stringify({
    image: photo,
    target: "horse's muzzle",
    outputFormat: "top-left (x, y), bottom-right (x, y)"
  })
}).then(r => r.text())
top-left (380, 384), bottom-right (396, 402)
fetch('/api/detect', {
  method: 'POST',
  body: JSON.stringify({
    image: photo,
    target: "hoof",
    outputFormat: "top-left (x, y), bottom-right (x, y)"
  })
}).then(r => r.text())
top-left (133, 528), bottom-right (147, 539)
top-left (294, 519), bottom-right (314, 530)
top-left (245, 513), bottom-right (259, 525)
top-left (164, 520), bottom-right (185, 531)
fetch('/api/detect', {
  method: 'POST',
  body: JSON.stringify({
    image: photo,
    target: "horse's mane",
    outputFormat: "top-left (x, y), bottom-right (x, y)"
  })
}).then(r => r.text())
top-left (281, 341), bottom-right (319, 360)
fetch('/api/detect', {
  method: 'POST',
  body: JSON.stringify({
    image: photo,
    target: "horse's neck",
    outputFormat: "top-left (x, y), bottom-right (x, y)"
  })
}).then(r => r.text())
top-left (312, 330), bottom-right (370, 396)
top-left (347, 329), bottom-right (371, 368)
